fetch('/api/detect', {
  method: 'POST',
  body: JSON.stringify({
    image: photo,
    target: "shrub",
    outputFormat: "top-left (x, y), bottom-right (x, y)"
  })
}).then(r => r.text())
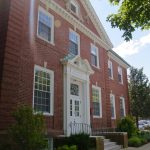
top-left (8, 105), bottom-right (47, 150)
top-left (68, 133), bottom-right (90, 150)
top-left (128, 136), bottom-right (142, 147)
top-left (117, 116), bottom-right (137, 138)
top-left (57, 145), bottom-right (77, 150)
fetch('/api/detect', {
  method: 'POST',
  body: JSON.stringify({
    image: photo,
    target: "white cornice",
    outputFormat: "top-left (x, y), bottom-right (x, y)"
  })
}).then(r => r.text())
top-left (40, 0), bottom-right (112, 50)
top-left (108, 51), bottom-right (130, 69)
top-left (80, 0), bottom-right (113, 48)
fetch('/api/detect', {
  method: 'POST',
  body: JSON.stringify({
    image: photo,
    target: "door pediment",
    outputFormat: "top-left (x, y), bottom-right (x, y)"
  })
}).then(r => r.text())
top-left (61, 54), bottom-right (94, 75)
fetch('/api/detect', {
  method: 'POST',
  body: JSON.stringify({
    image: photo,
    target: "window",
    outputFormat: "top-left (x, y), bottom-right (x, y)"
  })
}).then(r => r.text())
top-left (92, 86), bottom-right (102, 118)
top-left (91, 44), bottom-right (99, 68)
top-left (118, 66), bottom-right (123, 84)
top-left (33, 65), bottom-right (54, 115)
top-left (69, 30), bottom-right (80, 55)
top-left (110, 94), bottom-right (116, 119)
top-left (120, 97), bottom-right (126, 118)
top-left (108, 60), bottom-right (113, 79)
top-left (69, 0), bottom-right (79, 16)
top-left (37, 7), bottom-right (54, 44)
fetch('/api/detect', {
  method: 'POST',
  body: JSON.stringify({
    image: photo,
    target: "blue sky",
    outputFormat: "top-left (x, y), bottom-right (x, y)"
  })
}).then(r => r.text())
top-left (89, 0), bottom-right (150, 80)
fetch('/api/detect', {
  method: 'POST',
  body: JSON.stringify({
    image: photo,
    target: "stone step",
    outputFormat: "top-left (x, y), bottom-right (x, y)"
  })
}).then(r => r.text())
top-left (104, 141), bottom-right (116, 148)
top-left (105, 144), bottom-right (122, 150)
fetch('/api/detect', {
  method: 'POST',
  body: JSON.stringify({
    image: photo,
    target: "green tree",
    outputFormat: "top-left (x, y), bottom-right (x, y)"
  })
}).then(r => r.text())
top-left (128, 67), bottom-right (150, 128)
top-left (9, 105), bottom-right (48, 150)
top-left (107, 0), bottom-right (150, 41)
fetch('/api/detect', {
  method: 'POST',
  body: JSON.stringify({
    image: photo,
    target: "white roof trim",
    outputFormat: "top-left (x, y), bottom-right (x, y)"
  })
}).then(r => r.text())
top-left (40, 0), bottom-right (113, 50)
top-left (108, 51), bottom-right (130, 69)
top-left (80, 0), bottom-right (113, 48)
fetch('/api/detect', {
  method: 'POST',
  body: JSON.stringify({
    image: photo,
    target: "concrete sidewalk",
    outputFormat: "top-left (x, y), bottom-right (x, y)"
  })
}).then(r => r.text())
top-left (124, 142), bottom-right (150, 150)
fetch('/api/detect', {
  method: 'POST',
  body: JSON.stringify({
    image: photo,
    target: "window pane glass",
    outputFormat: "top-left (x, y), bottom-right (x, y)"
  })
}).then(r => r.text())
top-left (92, 88), bottom-right (100, 116)
top-left (91, 54), bottom-right (97, 66)
top-left (69, 31), bottom-right (78, 43)
top-left (69, 41), bottom-right (78, 55)
top-left (34, 69), bottom-right (51, 113)
top-left (70, 84), bottom-right (79, 96)
top-left (39, 11), bottom-right (52, 27)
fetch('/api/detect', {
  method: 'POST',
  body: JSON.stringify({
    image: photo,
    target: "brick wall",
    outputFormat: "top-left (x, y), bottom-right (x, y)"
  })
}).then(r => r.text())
top-left (0, 0), bottom-right (129, 134)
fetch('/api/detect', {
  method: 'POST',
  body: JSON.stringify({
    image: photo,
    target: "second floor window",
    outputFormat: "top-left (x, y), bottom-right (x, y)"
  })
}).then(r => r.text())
top-left (38, 7), bottom-right (54, 44)
top-left (108, 60), bottom-right (113, 79)
top-left (118, 66), bottom-right (123, 84)
top-left (91, 44), bottom-right (99, 68)
top-left (69, 30), bottom-right (80, 55)
top-left (92, 86), bottom-right (102, 118)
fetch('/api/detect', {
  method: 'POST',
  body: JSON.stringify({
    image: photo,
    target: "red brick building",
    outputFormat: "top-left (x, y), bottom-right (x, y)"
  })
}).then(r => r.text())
top-left (0, 0), bottom-right (130, 145)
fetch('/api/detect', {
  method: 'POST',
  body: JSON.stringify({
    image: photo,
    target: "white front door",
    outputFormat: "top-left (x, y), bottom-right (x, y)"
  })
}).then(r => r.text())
top-left (69, 80), bottom-right (83, 134)
top-left (70, 80), bottom-right (82, 123)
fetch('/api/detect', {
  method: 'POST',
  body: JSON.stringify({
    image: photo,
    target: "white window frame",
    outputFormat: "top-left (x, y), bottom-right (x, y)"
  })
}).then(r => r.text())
top-left (110, 94), bottom-right (116, 119)
top-left (33, 65), bottom-right (54, 116)
top-left (69, 28), bottom-right (80, 56)
top-left (108, 60), bottom-right (113, 79)
top-left (118, 66), bottom-right (123, 84)
top-left (120, 97), bottom-right (126, 117)
top-left (91, 43), bottom-right (100, 68)
top-left (37, 7), bottom-right (54, 45)
top-left (69, 0), bottom-right (79, 16)
top-left (92, 85), bottom-right (102, 118)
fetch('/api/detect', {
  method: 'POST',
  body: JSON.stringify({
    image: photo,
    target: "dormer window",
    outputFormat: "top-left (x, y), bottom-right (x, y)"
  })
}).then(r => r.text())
top-left (69, 0), bottom-right (79, 16)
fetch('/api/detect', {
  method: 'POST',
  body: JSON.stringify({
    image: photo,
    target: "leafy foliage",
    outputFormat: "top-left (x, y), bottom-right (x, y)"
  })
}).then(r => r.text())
top-left (68, 133), bottom-right (90, 150)
top-left (117, 116), bottom-right (137, 138)
top-left (9, 105), bottom-right (47, 150)
top-left (107, 0), bottom-right (150, 41)
top-left (128, 136), bottom-right (142, 147)
top-left (128, 67), bottom-right (150, 128)
top-left (57, 145), bottom-right (77, 150)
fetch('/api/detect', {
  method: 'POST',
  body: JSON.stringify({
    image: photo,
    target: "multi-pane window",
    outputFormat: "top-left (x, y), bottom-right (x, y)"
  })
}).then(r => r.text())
top-left (92, 86), bottom-right (102, 117)
top-left (108, 60), bottom-right (113, 79)
top-left (110, 94), bottom-right (116, 119)
top-left (120, 97), bottom-right (126, 118)
top-left (38, 7), bottom-right (54, 43)
top-left (91, 44), bottom-right (99, 68)
top-left (33, 65), bottom-right (54, 115)
top-left (118, 66), bottom-right (123, 84)
top-left (69, 30), bottom-right (80, 55)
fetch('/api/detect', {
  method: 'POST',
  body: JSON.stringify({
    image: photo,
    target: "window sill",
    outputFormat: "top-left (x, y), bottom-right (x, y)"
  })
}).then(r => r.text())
top-left (92, 64), bottom-right (100, 70)
top-left (109, 77), bottom-right (114, 80)
top-left (111, 117), bottom-right (116, 120)
top-left (37, 35), bottom-right (55, 46)
top-left (34, 112), bottom-right (53, 116)
top-left (93, 115), bottom-right (102, 119)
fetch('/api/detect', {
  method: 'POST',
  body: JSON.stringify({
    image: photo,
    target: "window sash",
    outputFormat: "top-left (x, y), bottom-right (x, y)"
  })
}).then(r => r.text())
top-left (69, 41), bottom-right (78, 55)
top-left (120, 98), bottom-right (125, 117)
top-left (93, 102), bottom-right (100, 116)
top-left (39, 11), bottom-right (52, 27)
top-left (91, 54), bottom-right (97, 66)
top-left (92, 87), bottom-right (101, 117)
top-left (38, 22), bottom-right (51, 42)
top-left (34, 68), bottom-right (52, 114)
top-left (110, 95), bottom-right (115, 119)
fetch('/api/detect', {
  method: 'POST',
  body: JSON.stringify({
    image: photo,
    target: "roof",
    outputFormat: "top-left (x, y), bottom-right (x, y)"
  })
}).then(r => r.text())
top-left (108, 49), bottom-right (130, 69)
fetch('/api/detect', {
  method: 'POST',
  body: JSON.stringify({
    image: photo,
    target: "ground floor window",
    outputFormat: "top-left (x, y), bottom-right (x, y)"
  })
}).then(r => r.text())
top-left (110, 94), bottom-right (116, 119)
top-left (92, 85), bottom-right (102, 118)
top-left (120, 97), bottom-right (126, 117)
top-left (33, 65), bottom-right (54, 115)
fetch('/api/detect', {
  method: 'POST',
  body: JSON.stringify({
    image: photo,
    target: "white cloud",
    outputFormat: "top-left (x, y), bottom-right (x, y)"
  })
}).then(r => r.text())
top-left (113, 33), bottom-right (150, 58)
